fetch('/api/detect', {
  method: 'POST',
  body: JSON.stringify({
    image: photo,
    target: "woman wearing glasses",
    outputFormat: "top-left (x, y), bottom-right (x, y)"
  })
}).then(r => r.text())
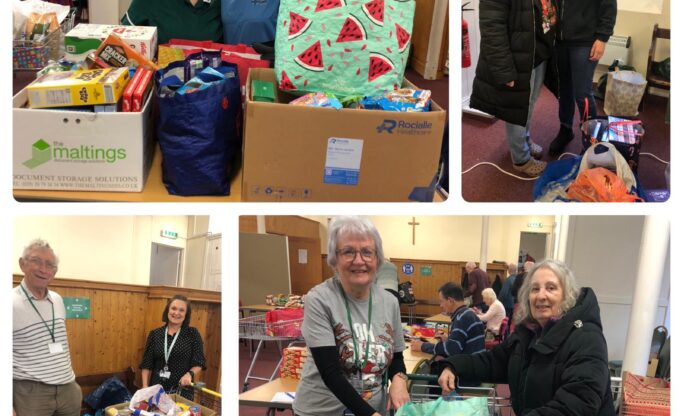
top-left (140, 295), bottom-right (206, 400)
top-left (293, 216), bottom-right (410, 416)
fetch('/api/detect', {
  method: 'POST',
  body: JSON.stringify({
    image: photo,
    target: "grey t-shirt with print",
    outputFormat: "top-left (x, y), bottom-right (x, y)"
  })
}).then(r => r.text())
top-left (293, 276), bottom-right (405, 416)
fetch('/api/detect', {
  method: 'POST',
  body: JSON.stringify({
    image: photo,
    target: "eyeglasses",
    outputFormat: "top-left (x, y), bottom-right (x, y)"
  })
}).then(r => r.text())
top-left (336, 247), bottom-right (377, 262)
top-left (26, 256), bottom-right (58, 272)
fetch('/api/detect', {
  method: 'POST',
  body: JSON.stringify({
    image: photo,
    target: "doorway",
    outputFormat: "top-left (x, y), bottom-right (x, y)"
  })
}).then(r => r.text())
top-left (518, 232), bottom-right (548, 267)
top-left (150, 243), bottom-right (182, 286)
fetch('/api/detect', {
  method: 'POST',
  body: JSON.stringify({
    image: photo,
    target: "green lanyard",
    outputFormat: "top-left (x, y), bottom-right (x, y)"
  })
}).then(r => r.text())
top-left (20, 284), bottom-right (55, 343)
top-left (340, 281), bottom-right (372, 373)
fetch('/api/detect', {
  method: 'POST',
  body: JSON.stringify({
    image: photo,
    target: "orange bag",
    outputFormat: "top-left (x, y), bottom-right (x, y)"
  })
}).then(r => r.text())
top-left (567, 167), bottom-right (643, 202)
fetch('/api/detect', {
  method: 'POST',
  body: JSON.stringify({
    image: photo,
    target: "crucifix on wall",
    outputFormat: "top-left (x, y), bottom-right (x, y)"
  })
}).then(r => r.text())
top-left (408, 217), bottom-right (420, 245)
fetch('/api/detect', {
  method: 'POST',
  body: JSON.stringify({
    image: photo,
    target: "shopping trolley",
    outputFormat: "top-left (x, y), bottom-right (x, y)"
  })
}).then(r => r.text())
top-left (611, 376), bottom-right (622, 412)
top-left (13, 7), bottom-right (78, 70)
top-left (402, 374), bottom-right (512, 416)
top-left (239, 312), bottom-right (304, 391)
top-left (169, 382), bottom-right (222, 415)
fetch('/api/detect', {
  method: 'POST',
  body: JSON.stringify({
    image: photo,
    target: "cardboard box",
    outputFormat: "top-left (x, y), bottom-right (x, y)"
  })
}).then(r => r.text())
top-left (27, 68), bottom-right (130, 108)
top-left (65, 23), bottom-right (158, 62)
top-left (13, 87), bottom-right (155, 192)
top-left (104, 394), bottom-right (217, 416)
top-left (242, 68), bottom-right (447, 202)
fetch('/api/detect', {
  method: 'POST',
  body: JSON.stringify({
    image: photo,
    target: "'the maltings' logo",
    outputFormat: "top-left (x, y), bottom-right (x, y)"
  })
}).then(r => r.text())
top-left (23, 139), bottom-right (51, 169)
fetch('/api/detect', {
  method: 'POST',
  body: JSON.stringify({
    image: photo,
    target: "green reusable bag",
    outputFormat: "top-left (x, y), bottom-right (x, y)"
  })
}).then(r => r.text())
top-left (275, 0), bottom-right (416, 97)
top-left (394, 397), bottom-right (489, 416)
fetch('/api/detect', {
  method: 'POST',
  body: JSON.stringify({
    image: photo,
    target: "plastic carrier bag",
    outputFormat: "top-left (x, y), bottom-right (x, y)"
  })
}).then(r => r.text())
top-left (395, 396), bottom-right (489, 416)
top-left (155, 54), bottom-right (242, 196)
top-left (265, 307), bottom-right (304, 337)
top-left (275, 0), bottom-right (416, 97)
top-left (129, 385), bottom-right (179, 415)
top-left (567, 167), bottom-right (643, 202)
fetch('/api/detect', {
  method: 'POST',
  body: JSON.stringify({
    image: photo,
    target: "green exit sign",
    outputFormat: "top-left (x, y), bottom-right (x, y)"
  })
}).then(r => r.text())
top-left (64, 297), bottom-right (90, 319)
top-left (161, 230), bottom-right (178, 239)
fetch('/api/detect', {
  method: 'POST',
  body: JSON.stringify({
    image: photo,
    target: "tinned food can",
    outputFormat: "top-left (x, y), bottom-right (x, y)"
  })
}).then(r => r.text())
top-left (189, 405), bottom-right (201, 415)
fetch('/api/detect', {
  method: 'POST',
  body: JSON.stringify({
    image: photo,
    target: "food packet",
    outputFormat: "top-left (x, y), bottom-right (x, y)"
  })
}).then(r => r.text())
top-left (289, 92), bottom-right (342, 109)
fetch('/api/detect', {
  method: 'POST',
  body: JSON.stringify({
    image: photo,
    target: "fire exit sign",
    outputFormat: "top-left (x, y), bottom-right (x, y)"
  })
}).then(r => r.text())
top-left (161, 230), bottom-right (178, 239)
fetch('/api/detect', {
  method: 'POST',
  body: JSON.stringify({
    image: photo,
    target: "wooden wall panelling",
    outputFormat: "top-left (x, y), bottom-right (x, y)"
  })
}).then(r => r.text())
top-left (265, 216), bottom-right (320, 239)
top-left (12, 277), bottom-right (221, 393)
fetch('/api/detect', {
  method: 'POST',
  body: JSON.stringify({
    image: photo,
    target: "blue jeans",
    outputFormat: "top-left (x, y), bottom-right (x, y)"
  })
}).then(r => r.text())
top-left (557, 44), bottom-right (599, 127)
top-left (505, 61), bottom-right (546, 164)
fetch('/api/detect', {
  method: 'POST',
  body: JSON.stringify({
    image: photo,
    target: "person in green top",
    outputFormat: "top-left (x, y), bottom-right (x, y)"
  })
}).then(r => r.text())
top-left (122, 0), bottom-right (222, 45)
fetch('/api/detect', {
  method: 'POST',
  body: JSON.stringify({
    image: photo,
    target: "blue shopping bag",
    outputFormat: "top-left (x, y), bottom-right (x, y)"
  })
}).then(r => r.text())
top-left (394, 396), bottom-right (488, 416)
top-left (155, 58), bottom-right (241, 196)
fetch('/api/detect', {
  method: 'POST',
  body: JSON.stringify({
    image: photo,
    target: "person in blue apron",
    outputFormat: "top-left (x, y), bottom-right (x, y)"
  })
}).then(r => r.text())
top-left (293, 216), bottom-right (410, 416)
top-left (140, 295), bottom-right (206, 400)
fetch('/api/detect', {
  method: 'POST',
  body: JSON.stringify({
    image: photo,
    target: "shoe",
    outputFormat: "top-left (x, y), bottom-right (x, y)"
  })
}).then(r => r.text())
top-left (513, 158), bottom-right (547, 177)
top-left (549, 125), bottom-right (574, 156)
top-left (528, 140), bottom-right (543, 159)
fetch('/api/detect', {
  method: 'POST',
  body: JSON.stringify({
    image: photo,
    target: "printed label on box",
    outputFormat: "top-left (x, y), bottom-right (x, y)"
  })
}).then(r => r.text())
top-left (324, 138), bottom-right (363, 186)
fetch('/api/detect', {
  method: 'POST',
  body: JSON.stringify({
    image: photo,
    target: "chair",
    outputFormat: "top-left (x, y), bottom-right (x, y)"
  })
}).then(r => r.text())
top-left (644, 24), bottom-right (670, 106)
top-left (485, 316), bottom-right (509, 350)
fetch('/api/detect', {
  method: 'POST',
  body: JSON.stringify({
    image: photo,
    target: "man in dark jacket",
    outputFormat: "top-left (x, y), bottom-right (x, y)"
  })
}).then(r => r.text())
top-left (470, 0), bottom-right (559, 177)
top-left (464, 262), bottom-right (490, 311)
top-left (439, 260), bottom-right (615, 415)
top-left (548, 0), bottom-right (617, 156)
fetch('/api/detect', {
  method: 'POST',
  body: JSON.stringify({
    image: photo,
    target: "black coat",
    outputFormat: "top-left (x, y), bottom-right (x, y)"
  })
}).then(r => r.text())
top-left (471, 0), bottom-right (559, 126)
top-left (444, 288), bottom-right (615, 415)
top-left (556, 0), bottom-right (617, 45)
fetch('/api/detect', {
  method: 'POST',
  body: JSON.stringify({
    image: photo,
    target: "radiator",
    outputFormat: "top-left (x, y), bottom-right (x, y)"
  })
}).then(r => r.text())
top-left (598, 35), bottom-right (632, 66)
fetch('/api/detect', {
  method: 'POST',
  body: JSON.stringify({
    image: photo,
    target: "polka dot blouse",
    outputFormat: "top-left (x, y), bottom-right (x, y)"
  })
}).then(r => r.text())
top-left (140, 325), bottom-right (206, 399)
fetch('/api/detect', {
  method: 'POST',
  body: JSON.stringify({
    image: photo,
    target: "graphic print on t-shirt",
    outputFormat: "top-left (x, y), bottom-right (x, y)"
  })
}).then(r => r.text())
top-left (333, 321), bottom-right (396, 395)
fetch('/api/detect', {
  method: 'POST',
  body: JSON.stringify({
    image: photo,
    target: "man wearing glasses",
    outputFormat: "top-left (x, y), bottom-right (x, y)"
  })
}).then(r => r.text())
top-left (13, 239), bottom-right (81, 416)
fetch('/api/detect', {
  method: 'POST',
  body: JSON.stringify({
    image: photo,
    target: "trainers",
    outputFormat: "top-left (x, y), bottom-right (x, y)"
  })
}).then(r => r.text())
top-left (528, 140), bottom-right (543, 159)
top-left (513, 158), bottom-right (547, 177)
top-left (549, 125), bottom-right (574, 156)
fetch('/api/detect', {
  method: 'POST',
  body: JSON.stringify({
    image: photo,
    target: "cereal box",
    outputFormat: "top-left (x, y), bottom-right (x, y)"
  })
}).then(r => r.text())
top-left (27, 67), bottom-right (130, 108)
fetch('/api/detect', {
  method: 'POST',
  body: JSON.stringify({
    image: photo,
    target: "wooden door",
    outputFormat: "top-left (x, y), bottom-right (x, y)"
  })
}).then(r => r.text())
top-left (287, 236), bottom-right (323, 295)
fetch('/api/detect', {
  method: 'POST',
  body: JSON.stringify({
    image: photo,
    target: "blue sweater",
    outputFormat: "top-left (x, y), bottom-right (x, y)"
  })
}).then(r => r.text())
top-left (422, 305), bottom-right (485, 357)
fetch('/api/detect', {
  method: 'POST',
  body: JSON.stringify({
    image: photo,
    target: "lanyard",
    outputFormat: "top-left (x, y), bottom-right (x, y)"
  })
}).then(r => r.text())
top-left (164, 326), bottom-right (181, 366)
top-left (340, 281), bottom-right (372, 373)
top-left (20, 284), bottom-right (55, 343)
top-left (539, 0), bottom-right (548, 17)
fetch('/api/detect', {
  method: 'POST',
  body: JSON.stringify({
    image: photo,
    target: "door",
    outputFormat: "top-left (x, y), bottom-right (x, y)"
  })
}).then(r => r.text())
top-left (287, 236), bottom-right (322, 295)
top-left (203, 235), bottom-right (222, 291)
top-left (150, 243), bottom-right (182, 286)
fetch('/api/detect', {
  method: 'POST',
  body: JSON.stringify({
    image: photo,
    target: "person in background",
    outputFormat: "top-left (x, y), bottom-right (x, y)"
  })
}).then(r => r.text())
top-left (293, 216), bottom-right (409, 416)
top-left (410, 283), bottom-right (485, 358)
top-left (438, 259), bottom-right (615, 415)
top-left (140, 295), bottom-right (206, 400)
top-left (473, 288), bottom-right (506, 337)
top-left (375, 258), bottom-right (400, 303)
top-left (498, 262), bottom-right (518, 318)
top-left (511, 261), bottom-right (535, 305)
top-left (122, 0), bottom-right (223, 45)
top-left (464, 262), bottom-right (490, 311)
top-left (470, 0), bottom-right (560, 177)
top-left (13, 239), bottom-right (82, 416)
top-left (548, 0), bottom-right (617, 156)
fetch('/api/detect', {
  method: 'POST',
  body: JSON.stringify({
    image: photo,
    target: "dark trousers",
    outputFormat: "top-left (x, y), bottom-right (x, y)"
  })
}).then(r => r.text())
top-left (557, 44), bottom-right (599, 126)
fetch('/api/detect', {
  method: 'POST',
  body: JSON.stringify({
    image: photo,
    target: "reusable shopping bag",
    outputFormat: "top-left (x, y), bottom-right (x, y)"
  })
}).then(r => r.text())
top-left (604, 70), bottom-right (647, 117)
top-left (398, 281), bottom-right (415, 303)
top-left (84, 376), bottom-right (132, 410)
top-left (580, 116), bottom-right (644, 173)
top-left (275, 0), bottom-right (416, 97)
top-left (395, 396), bottom-right (489, 416)
top-left (155, 55), bottom-right (241, 196)
top-left (265, 308), bottom-right (304, 337)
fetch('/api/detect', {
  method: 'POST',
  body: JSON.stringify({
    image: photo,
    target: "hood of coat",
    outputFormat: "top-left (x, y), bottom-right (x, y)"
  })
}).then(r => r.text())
top-left (522, 287), bottom-right (603, 354)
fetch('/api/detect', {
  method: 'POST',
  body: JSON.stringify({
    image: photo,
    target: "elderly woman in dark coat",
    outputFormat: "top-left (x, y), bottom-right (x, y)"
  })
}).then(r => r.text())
top-left (471, 0), bottom-right (560, 177)
top-left (438, 259), bottom-right (615, 415)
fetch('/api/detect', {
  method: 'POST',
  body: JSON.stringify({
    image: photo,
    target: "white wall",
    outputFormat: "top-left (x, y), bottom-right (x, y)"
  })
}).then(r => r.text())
top-left (14, 216), bottom-right (195, 285)
top-left (564, 216), bottom-right (670, 361)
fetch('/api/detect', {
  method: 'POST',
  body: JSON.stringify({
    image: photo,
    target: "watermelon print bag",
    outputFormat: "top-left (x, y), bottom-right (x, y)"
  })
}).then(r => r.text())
top-left (275, 0), bottom-right (415, 97)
